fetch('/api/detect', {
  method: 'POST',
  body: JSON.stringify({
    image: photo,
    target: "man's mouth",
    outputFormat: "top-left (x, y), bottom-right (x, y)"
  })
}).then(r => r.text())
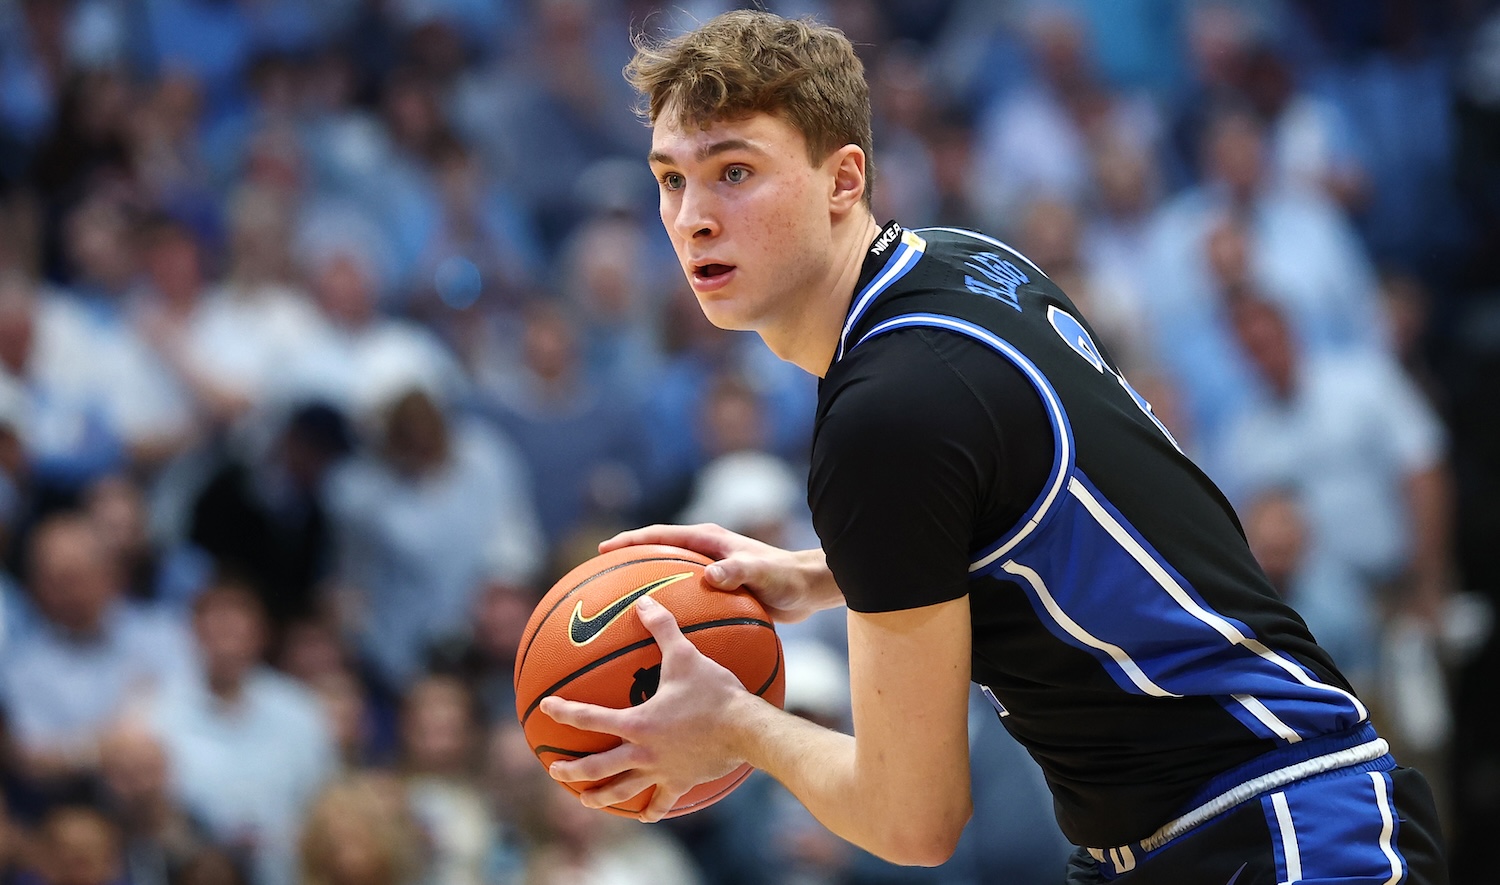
top-left (694, 263), bottom-right (735, 280)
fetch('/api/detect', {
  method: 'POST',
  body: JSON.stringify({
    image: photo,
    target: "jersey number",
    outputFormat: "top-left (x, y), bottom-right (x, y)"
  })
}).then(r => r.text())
top-left (1047, 306), bottom-right (1179, 448)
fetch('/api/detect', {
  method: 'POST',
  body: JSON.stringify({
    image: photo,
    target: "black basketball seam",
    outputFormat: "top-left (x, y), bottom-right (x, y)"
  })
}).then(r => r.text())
top-left (532, 745), bottom-right (587, 758)
top-left (516, 556), bottom-right (709, 675)
top-left (753, 639), bottom-right (783, 698)
top-left (519, 616), bottom-right (775, 725)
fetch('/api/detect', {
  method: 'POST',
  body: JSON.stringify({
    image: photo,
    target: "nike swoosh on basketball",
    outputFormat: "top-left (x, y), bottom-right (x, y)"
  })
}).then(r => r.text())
top-left (568, 572), bottom-right (694, 646)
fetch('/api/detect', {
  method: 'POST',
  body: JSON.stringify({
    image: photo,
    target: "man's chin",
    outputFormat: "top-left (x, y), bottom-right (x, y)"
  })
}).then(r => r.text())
top-left (693, 296), bottom-right (757, 333)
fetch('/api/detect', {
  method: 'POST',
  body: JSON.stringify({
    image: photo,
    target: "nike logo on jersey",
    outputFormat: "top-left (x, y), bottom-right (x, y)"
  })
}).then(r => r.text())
top-left (568, 573), bottom-right (693, 646)
top-left (870, 221), bottom-right (902, 256)
top-left (1225, 862), bottom-right (1248, 884)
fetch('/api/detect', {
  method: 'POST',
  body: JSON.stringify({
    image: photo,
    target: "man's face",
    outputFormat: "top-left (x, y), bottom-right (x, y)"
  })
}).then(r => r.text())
top-left (32, 524), bottom-right (117, 636)
top-left (649, 112), bottom-right (837, 338)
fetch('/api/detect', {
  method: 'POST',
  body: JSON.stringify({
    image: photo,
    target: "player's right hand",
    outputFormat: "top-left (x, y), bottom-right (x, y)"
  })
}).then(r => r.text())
top-left (600, 523), bottom-right (844, 623)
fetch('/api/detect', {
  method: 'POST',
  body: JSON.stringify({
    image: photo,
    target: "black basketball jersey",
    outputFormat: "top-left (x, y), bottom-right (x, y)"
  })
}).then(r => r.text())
top-left (809, 222), bottom-right (1370, 849)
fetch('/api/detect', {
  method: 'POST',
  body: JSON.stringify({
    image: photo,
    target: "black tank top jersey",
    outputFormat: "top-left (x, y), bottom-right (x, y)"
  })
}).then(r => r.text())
top-left (809, 222), bottom-right (1368, 848)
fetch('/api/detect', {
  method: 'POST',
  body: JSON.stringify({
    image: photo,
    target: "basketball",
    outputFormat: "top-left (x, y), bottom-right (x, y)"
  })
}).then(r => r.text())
top-left (513, 544), bottom-right (786, 818)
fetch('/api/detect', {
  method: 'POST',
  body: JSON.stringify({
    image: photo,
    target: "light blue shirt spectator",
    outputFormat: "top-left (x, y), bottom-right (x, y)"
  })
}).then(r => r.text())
top-left (148, 668), bottom-right (336, 885)
top-left (1212, 349), bottom-right (1447, 582)
top-left (327, 409), bottom-right (544, 689)
top-left (1141, 181), bottom-right (1386, 439)
top-left (0, 600), bottom-right (193, 756)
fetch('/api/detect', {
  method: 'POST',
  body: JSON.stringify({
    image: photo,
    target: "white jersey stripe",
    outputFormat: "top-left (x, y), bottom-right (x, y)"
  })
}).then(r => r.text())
top-left (1270, 791), bottom-right (1302, 884)
top-left (1002, 561), bottom-right (1181, 698)
top-left (1370, 773), bottom-right (1403, 885)
top-left (837, 233), bottom-right (926, 361)
top-left (1068, 478), bottom-right (1369, 734)
top-left (1234, 694), bottom-right (1303, 744)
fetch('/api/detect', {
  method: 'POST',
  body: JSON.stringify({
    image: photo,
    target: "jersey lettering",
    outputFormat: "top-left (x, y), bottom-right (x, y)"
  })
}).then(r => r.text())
top-left (964, 252), bottom-right (1028, 311)
top-left (1047, 306), bottom-right (1180, 449)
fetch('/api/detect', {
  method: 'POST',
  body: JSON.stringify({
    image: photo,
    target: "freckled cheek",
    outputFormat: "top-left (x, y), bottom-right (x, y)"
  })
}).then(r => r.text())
top-left (746, 183), bottom-right (805, 257)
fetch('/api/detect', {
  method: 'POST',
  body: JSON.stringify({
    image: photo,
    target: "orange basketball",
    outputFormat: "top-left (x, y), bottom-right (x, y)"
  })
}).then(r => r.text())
top-left (513, 544), bottom-right (786, 818)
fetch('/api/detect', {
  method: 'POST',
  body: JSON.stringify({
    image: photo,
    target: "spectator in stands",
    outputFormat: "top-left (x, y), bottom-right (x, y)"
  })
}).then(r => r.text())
top-left (1080, 133), bottom-right (1162, 365)
top-left (1241, 486), bottom-right (1379, 689)
top-left (181, 187), bottom-right (324, 423)
top-left (21, 805), bottom-right (126, 885)
top-left (125, 216), bottom-right (235, 434)
top-left (305, 667), bottom-right (383, 773)
top-left (428, 572), bottom-right (538, 725)
top-left (326, 387), bottom-right (543, 692)
top-left (1214, 296), bottom-right (1453, 627)
top-left (0, 514), bottom-right (192, 790)
top-left (970, 5), bottom-right (1160, 236)
top-left (146, 579), bottom-right (335, 885)
top-left (396, 676), bottom-right (493, 885)
top-left (0, 800), bottom-right (21, 885)
top-left (1142, 106), bottom-right (1387, 438)
top-left (474, 299), bottom-right (647, 551)
top-left (1016, 195), bottom-right (1152, 372)
top-left (556, 211), bottom-right (665, 401)
top-left (299, 774), bottom-right (423, 885)
top-left (128, 73), bottom-right (215, 228)
top-left (83, 473), bottom-right (209, 609)
top-left (479, 721), bottom-right (550, 884)
top-left (280, 232), bottom-right (467, 419)
top-left (638, 287), bottom-right (815, 520)
top-left (56, 194), bottom-right (196, 470)
top-left (522, 781), bottom-right (700, 885)
top-left (96, 721), bottom-right (218, 885)
top-left (189, 402), bottom-right (353, 627)
top-left (0, 265), bottom-right (184, 495)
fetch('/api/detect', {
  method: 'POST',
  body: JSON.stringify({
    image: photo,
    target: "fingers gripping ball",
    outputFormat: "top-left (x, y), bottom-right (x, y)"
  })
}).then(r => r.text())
top-left (514, 544), bottom-right (786, 818)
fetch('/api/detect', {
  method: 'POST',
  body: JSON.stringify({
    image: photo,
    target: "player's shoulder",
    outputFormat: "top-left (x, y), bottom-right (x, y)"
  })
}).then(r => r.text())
top-left (816, 323), bottom-right (1033, 464)
top-left (910, 225), bottom-right (1045, 266)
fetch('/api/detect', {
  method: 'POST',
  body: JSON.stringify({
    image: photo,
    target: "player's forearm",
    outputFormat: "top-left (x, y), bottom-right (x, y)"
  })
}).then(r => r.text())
top-left (727, 693), bottom-right (970, 866)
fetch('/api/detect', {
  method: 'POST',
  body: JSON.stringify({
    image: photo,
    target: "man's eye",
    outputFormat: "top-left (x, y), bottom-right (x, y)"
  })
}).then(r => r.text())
top-left (661, 173), bottom-right (684, 190)
top-left (725, 166), bottom-right (749, 183)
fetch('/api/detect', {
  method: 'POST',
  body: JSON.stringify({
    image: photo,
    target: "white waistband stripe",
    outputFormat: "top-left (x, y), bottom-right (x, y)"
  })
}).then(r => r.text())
top-left (1092, 737), bottom-right (1391, 857)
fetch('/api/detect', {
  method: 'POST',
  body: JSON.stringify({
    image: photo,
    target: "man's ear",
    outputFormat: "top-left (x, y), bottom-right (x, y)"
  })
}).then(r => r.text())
top-left (829, 145), bottom-right (867, 213)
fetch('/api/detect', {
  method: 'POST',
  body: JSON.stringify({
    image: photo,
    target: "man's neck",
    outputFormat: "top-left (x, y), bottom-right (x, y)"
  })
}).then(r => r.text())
top-left (207, 671), bottom-right (248, 706)
top-left (769, 210), bottom-right (882, 377)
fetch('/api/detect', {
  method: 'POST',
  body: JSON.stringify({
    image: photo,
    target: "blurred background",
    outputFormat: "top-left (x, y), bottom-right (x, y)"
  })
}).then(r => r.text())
top-left (0, 0), bottom-right (1496, 883)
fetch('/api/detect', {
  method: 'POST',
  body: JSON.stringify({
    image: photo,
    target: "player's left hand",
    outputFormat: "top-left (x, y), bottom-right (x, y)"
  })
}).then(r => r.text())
top-left (538, 595), bottom-right (764, 822)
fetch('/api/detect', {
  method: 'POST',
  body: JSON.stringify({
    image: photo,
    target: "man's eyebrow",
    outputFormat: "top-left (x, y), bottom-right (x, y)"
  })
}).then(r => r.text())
top-left (648, 138), bottom-right (763, 166)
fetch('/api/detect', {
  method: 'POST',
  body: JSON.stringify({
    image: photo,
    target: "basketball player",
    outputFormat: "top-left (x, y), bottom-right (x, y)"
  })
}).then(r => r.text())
top-left (538, 10), bottom-right (1450, 883)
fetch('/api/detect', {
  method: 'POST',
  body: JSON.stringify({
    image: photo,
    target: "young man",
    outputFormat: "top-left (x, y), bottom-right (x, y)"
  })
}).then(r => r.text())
top-left (539, 10), bottom-right (1450, 883)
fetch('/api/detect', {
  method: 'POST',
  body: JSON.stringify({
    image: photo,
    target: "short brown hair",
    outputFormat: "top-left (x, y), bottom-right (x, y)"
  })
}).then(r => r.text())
top-left (625, 9), bottom-right (875, 205)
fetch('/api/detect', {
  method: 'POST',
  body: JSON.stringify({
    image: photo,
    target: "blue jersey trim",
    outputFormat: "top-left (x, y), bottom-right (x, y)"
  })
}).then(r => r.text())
top-left (851, 312), bottom-right (1075, 570)
top-left (1063, 471), bottom-right (1370, 741)
top-left (837, 231), bottom-right (927, 362)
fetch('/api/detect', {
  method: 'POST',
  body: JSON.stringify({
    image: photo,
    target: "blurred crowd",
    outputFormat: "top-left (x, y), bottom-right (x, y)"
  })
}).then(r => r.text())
top-left (0, 0), bottom-right (1498, 883)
